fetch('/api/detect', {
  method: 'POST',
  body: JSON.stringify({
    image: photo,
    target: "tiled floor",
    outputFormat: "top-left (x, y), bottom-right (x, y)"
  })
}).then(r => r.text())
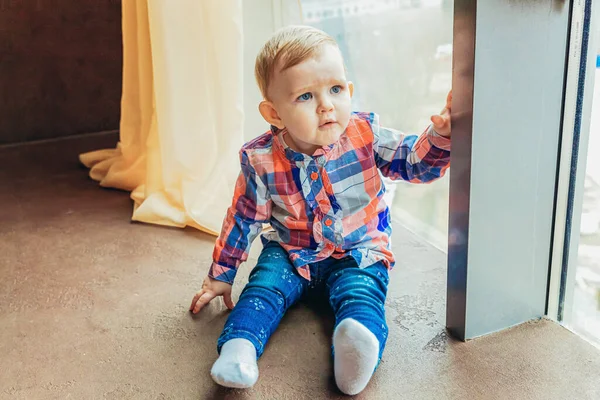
top-left (1, 134), bottom-right (600, 399)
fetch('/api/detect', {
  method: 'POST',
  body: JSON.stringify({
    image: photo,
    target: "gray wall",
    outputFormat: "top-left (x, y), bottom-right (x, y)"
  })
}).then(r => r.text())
top-left (447, 0), bottom-right (570, 340)
top-left (0, 0), bottom-right (122, 145)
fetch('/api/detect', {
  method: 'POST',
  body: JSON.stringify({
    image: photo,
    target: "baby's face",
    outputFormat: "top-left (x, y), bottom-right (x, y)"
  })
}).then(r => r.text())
top-left (266, 45), bottom-right (353, 155)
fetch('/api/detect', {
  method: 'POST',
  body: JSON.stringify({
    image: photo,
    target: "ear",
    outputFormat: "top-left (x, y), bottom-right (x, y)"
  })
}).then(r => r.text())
top-left (259, 101), bottom-right (285, 129)
top-left (348, 81), bottom-right (354, 98)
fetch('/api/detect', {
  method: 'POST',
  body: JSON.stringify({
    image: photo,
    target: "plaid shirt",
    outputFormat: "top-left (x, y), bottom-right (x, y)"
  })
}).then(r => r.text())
top-left (209, 112), bottom-right (451, 284)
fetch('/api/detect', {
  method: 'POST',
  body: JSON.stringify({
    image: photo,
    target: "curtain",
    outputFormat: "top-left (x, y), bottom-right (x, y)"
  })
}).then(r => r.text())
top-left (80, 0), bottom-right (244, 235)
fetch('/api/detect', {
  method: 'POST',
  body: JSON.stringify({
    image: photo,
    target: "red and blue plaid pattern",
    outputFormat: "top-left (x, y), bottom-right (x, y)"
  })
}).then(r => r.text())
top-left (209, 112), bottom-right (451, 284)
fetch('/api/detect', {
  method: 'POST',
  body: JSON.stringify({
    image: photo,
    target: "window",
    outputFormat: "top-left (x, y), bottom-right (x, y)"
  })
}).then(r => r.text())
top-left (301, 0), bottom-right (453, 249)
top-left (549, 2), bottom-right (600, 348)
top-left (570, 41), bottom-right (600, 347)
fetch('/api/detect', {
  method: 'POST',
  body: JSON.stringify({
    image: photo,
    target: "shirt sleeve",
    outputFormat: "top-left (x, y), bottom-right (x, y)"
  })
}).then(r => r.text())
top-left (369, 113), bottom-right (451, 183)
top-left (208, 150), bottom-right (272, 284)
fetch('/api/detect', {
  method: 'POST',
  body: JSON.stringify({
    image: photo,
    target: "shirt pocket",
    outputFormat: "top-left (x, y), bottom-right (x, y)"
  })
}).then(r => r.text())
top-left (329, 148), bottom-right (381, 217)
top-left (267, 176), bottom-right (308, 221)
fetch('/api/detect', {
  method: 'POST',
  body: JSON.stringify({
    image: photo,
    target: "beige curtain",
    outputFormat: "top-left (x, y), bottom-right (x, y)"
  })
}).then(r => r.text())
top-left (80, 0), bottom-right (244, 235)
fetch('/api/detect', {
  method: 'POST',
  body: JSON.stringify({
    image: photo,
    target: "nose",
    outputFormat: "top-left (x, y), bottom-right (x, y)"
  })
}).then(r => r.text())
top-left (317, 95), bottom-right (334, 113)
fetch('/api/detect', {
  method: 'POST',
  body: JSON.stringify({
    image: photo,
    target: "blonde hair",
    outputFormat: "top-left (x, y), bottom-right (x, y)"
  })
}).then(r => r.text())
top-left (255, 25), bottom-right (338, 99)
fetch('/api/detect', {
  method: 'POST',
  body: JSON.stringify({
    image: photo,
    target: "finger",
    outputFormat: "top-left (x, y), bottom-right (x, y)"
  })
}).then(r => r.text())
top-left (190, 290), bottom-right (204, 311)
top-left (431, 115), bottom-right (445, 128)
top-left (192, 292), bottom-right (215, 314)
top-left (223, 292), bottom-right (235, 310)
top-left (446, 90), bottom-right (452, 109)
top-left (192, 292), bottom-right (213, 314)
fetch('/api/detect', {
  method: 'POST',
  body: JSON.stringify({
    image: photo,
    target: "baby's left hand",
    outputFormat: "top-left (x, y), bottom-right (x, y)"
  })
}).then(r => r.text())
top-left (430, 90), bottom-right (452, 138)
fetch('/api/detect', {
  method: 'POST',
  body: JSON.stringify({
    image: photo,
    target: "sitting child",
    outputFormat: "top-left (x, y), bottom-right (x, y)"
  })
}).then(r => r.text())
top-left (190, 25), bottom-right (451, 395)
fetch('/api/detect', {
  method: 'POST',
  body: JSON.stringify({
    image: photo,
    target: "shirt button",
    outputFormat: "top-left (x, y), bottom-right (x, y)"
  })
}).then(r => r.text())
top-left (324, 219), bottom-right (333, 227)
top-left (310, 172), bottom-right (319, 180)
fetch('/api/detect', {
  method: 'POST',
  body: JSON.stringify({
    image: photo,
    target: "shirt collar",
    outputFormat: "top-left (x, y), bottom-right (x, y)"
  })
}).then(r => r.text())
top-left (270, 125), bottom-right (336, 163)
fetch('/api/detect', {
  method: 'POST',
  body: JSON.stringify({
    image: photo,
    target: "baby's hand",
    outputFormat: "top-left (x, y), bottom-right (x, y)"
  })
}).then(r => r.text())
top-left (189, 275), bottom-right (235, 314)
top-left (430, 90), bottom-right (452, 138)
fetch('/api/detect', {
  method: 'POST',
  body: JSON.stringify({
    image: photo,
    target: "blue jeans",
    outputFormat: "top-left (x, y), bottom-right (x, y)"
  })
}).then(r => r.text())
top-left (217, 241), bottom-right (390, 363)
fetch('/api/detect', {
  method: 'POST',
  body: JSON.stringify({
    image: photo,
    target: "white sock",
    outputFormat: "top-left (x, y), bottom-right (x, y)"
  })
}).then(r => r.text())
top-left (333, 318), bottom-right (379, 395)
top-left (211, 338), bottom-right (259, 389)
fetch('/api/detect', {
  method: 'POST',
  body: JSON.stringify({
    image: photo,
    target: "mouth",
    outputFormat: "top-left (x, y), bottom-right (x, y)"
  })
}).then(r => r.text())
top-left (319, 120), bottom-right (337, 128)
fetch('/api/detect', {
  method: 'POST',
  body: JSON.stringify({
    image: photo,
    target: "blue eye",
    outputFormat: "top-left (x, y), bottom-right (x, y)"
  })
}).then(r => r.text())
top-left (297, 93), bottom-right (312, 101)
top-left (331, 85), bottom-right (342, 94)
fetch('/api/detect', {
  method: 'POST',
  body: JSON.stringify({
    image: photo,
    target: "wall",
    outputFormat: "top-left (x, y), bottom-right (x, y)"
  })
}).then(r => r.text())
top-left (242, 0), bottom-right (303, 142)
top-left (447, 0), bottom-right (570, 339)
top-left (0, 0), bottom-right (122, 145)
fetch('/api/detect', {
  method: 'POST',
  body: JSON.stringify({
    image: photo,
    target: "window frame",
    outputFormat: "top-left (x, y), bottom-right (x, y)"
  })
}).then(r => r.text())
top-left (547, 0), bottom-right (600, 330)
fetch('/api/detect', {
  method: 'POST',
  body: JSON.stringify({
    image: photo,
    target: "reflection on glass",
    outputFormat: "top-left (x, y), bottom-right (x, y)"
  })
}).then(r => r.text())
top-left (572, 43), bottom-right (600, 348)
top-left (301, 0), bottom-right (453, 249)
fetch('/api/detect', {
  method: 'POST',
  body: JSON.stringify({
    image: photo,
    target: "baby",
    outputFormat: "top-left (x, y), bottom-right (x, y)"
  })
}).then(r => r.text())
top-left (190, 25), bottom-right (451, 395)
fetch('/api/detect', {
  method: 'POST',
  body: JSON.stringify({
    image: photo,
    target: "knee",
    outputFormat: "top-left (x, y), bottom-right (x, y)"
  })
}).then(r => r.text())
top-left (242, 281), bottom-right (284, 299)
top-left (331, 267), bottom-right (388, 295)
top-left (240, 280), bottom-right (299, 310)
top-left (330, 279), bottom-right (387, 308)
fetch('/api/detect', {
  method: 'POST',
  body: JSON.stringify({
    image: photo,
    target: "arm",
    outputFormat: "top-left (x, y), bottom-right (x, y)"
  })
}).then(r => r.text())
top-left (209, 150), bottom-right (272, 284)
top-left (190, 150), bottom-right (272, 314)
top-left (372, 121), bottom-right (451, 183)
top-left (372, 91), bottom-right (452, 183)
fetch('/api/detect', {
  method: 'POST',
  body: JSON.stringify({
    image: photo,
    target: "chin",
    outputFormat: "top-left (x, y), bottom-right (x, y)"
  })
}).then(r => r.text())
top-left (327, 129), bottom-right (344, 143)
top-left (316, 135), bottom-right (340, 147)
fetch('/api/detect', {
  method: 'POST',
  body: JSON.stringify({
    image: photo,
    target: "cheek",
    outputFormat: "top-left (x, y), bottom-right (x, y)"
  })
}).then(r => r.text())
top-left (337, 99), bottom-right (352, 121)
top-left (293, 106), bottom-right (317, 125)
top-left (337, 94), bottom-right (351, 110)
top-left (281, 107), bottom-right (312, 134)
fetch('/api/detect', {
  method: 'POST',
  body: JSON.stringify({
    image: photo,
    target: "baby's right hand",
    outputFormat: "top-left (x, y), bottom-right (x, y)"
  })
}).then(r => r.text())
top-left (189, 275), bottom-right (235, 314)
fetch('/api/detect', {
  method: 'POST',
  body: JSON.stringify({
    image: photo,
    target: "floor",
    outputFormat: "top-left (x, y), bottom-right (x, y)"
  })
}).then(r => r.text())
top-left (2, 134), bottom-right (600, 400)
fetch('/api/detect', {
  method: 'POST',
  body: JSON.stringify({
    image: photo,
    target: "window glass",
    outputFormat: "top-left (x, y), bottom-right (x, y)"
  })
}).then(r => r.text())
top-left (571, 42), bottom-right (600, 348)
top-left (302, 0), bottom-right (454, 249)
